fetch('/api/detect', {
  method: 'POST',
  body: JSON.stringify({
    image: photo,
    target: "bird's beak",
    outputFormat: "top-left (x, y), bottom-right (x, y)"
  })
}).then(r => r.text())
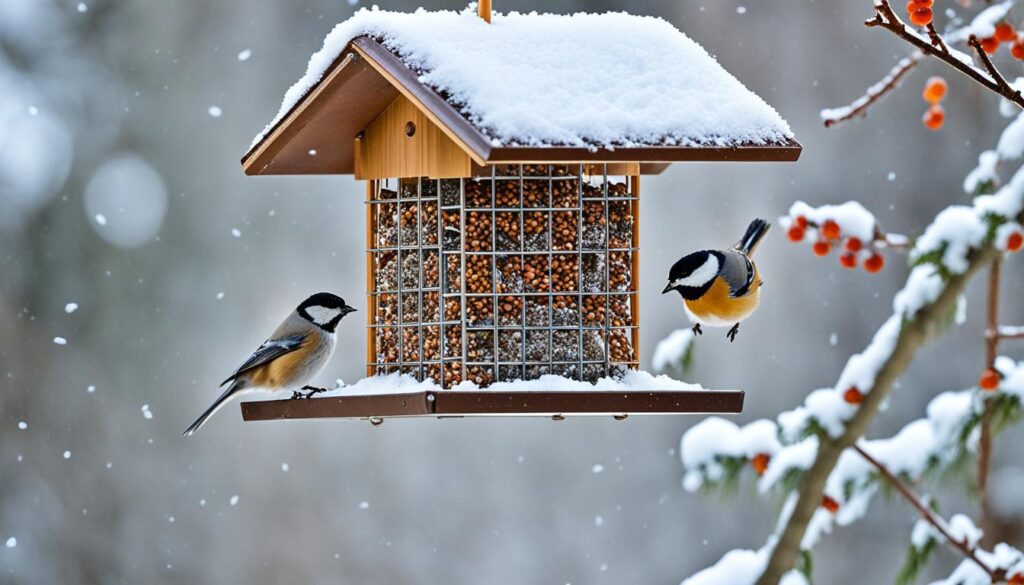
top-left (661, 283), bottom-right (673, 295)
top-left (343, 305), bottom-right (357, 315)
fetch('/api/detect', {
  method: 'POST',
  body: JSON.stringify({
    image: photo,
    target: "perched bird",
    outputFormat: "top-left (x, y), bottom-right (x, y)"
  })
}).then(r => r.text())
top-left (661, 219), bottom-right (770, 342)
top-left (183, 292), bottom-right (356, 436)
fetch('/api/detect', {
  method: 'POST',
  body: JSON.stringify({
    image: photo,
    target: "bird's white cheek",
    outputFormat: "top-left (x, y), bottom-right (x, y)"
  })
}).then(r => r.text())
top-left (305, 305), bottom-right (342, 325)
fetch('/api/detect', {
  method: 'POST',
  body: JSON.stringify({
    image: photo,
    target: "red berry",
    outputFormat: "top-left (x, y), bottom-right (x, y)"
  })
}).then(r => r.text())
top-left (923, 104), bottom-right (945, 131)
top-left (996, 22), bottom-right (1016, 41)
top-left (1012, 41), bottom-right (1024, 60)
top-left (864, 253), bottom-right (885, 273)
top-left (844, 237), bottom-right (863, 252)
top-left (822, 495), bottom-right (840, 513)
top-left (922, 76), bottom-right (947, 104)
top-left (787, 224), bottom-right (806, 242)
top-left (843, 386), bottom-right (864, 404)
top-left (812, 240), bottom-right (831, 256)
top-left (981, 36), bottom-right (1000, 54)
top-left (1008, 573), bottom-right (1024, 585)
top-left (1007, 230), bottom-right (1023, 252)
top-left (909, 7), bottom-right (933, 26)
top-left (839, 252), bottom-right (857, 269)
top-left (979, 368), bottom-right (1000, 391)
top-left (751, 453), bottom-right (770, 476)
top-left (794, 215), bottom-right (808, 229)
top-left (821, 219), bottom-right (841, 240)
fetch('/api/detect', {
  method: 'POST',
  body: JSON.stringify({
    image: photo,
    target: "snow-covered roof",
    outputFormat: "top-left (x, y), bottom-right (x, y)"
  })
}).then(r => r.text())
top-left (249, 6), bottom-right (795, 157)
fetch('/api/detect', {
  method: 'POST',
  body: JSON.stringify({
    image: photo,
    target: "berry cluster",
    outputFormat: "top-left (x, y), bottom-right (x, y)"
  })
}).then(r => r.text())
top-left (921, 76), bottom-right (946, 131)
top-left (979, 21), bottom-right (1024, 59)
top-left (906, 0), bottom-right (933, 26)
top-left (786, 215), bottom-right (885, 273)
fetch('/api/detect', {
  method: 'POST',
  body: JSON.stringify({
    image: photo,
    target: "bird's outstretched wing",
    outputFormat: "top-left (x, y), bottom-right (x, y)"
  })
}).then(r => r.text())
top-left (220, 334), bottom-right (307, 386)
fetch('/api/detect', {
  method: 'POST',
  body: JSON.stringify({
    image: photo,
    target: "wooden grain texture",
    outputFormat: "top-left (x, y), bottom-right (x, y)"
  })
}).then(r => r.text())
top-left (355, 94), bottom-right (472, 179)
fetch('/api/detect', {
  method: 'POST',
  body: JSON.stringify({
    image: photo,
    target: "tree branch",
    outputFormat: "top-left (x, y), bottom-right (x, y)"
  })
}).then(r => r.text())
top-left (853, 444), bottom-right (1004, 582)
top-left (756, 244), bottom-right (1003, 585)
top-left (822, 53), bottom-right (923, 127)
top-left (978, 258), bottom-right (1002, 547)
top-left (868, 0), bottom-right (1024, 109)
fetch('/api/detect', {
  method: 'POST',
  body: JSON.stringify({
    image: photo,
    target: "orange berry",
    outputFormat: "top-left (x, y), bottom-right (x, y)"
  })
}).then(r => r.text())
top-left (839, 252), bottom-right (857, 269)
top-left (907, 0), bottom-right (929, 12)
top-left (751, 453), bottom-right (771, 476)
top-left (909, 7), bottom-right (933, 26)
top-left (794, 215), bottom-right (808, 229)
top-left (996, 22), bottom-right (1016, 41)
top-left (787, 224), bottom-right (806, 242)
top-left (844, 237), bottom-right (863, 252)
top-left (821, 219), bottom-right (841, 240)
top-left (981, 36), bottom-right (1000, 54)
top-left (822, 495), bottom-right (840, 513)
top-left (1008, 573), bottom-right (1024, 585)
top-left (1012, 41), bottom-right (1024, 60)
top-left (864, 253), bottom-right (885, 273)
top-left (1007, 230), bottom-right (1023, 252)
top-left (979, 368), bottom-right (1000, 391)
top-left (843, 386), bottom-right (864, 404)
top-left (923, 104), bottom-right (945, 131)
top-left (812, 240), bottom-right (831, 256)
top-left (922, 76), bottom-right (947, 104)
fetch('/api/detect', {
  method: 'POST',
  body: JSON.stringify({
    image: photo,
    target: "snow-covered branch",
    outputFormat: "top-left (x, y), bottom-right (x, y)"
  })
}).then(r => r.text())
top-left (822, 0), bottom-right (1020, 128)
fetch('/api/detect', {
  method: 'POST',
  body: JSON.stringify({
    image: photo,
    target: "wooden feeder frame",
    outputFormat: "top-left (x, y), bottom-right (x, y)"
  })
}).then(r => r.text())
top-left (237, 22), bottom-right (801, 423)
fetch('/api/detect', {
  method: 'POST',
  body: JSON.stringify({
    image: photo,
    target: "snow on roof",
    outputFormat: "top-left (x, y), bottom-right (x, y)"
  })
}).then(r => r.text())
top-left (253, 6), bottom-right (794, 150)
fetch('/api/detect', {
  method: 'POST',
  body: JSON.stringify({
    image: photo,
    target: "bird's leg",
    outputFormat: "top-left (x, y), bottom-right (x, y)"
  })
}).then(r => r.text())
top-left (299, 385), bottom-right (328, 399)
top-left (289, 386), bottom-right (328, 400)
top-left (727, 323), bottom-right (740, 343)
top-left (691, 323), bottom-right (703, 336)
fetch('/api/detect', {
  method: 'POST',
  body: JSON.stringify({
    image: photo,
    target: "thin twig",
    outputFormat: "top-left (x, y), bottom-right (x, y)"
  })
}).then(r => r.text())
top-left (991, 325), bottom-right (1024, 340)
top-left (869, 0), bottom-right (1024, 109)
top-left (822, 53), bottom-right (924, 127)
top-left (854, 444), bottom-right (1005, 582)
top-left (926, 22), bottom-right (950, 54)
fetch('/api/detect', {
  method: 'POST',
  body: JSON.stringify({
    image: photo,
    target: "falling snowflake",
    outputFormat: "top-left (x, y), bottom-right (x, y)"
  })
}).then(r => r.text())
top-left (65, 302), bottom-right (79, 314)
top-left (237, 49), bottom-right (252, 61)
top-left (53, 337), bottom-right (67, 345)
top-left (208, 106), bottom-right (222, 118)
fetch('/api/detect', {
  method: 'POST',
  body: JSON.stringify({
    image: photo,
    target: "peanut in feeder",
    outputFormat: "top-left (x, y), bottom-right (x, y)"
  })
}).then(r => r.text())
top-left (237, 5), bottom-right (800, 422)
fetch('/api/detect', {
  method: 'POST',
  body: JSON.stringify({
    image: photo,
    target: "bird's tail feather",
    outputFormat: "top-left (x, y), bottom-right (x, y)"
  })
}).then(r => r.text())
top-left (182, 380), bottom-right (246, 436)
top-left (736, 218), bottom-right (770, 256)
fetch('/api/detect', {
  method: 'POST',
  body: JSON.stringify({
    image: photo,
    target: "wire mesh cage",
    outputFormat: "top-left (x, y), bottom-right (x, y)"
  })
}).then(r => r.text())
top-left (366, 164), bottom-right (640, 388)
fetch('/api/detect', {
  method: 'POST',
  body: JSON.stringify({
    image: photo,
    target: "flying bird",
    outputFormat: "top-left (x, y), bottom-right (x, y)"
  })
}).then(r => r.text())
top-left (662, 219), bottom-right (770, 342)
top-left (183, 292), bottom-right (356, 436)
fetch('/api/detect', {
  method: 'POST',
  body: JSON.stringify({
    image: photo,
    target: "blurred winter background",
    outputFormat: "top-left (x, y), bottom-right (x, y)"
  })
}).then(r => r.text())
top-left (1, 0), bottom-right (1022, 583)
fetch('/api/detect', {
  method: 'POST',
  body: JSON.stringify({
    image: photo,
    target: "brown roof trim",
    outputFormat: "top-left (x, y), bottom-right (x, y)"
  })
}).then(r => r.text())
top-left (487, 137), bottom-right (802, 163)
top-left (240, 389), bottom-right (745, 421)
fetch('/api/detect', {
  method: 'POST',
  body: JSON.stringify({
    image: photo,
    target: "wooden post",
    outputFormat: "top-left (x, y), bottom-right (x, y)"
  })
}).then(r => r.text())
top-left (630, 175), bottom-right (641, 367)
top-left (366, 180), bottom-right (377, 378)
top-left (478, 0), bottom-right (491, 23)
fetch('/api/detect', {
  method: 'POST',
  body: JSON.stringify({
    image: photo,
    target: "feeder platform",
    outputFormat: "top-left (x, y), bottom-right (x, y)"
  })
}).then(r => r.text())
top-left (240, 389), bottom-right (744, 423)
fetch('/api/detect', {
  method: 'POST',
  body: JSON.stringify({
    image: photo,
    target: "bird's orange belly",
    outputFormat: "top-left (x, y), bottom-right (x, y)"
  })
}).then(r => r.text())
top-left (248, 346), bottom-right (313, 389)
top-left (684, 278), bottom-right (760, 327)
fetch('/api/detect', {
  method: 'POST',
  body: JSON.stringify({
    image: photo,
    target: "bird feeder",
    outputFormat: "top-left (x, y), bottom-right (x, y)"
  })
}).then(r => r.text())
top-left (237, 5), bottom-right (800, 422)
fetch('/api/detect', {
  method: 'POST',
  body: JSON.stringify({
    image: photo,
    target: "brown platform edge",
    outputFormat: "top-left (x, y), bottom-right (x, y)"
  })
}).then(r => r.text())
top-left (240, 390), bottom-right (745, 421)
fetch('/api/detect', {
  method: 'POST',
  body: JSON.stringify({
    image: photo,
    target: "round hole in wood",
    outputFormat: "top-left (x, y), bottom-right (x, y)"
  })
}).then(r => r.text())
top-left (405, 121), bottom-right (416, 137)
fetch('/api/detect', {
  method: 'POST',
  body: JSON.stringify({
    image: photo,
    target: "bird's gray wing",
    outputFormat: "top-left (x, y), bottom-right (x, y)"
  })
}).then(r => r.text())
top-left (720, 251), bottom-right (756, 297)
top-left (220, 333), bottom-right (307, 386)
